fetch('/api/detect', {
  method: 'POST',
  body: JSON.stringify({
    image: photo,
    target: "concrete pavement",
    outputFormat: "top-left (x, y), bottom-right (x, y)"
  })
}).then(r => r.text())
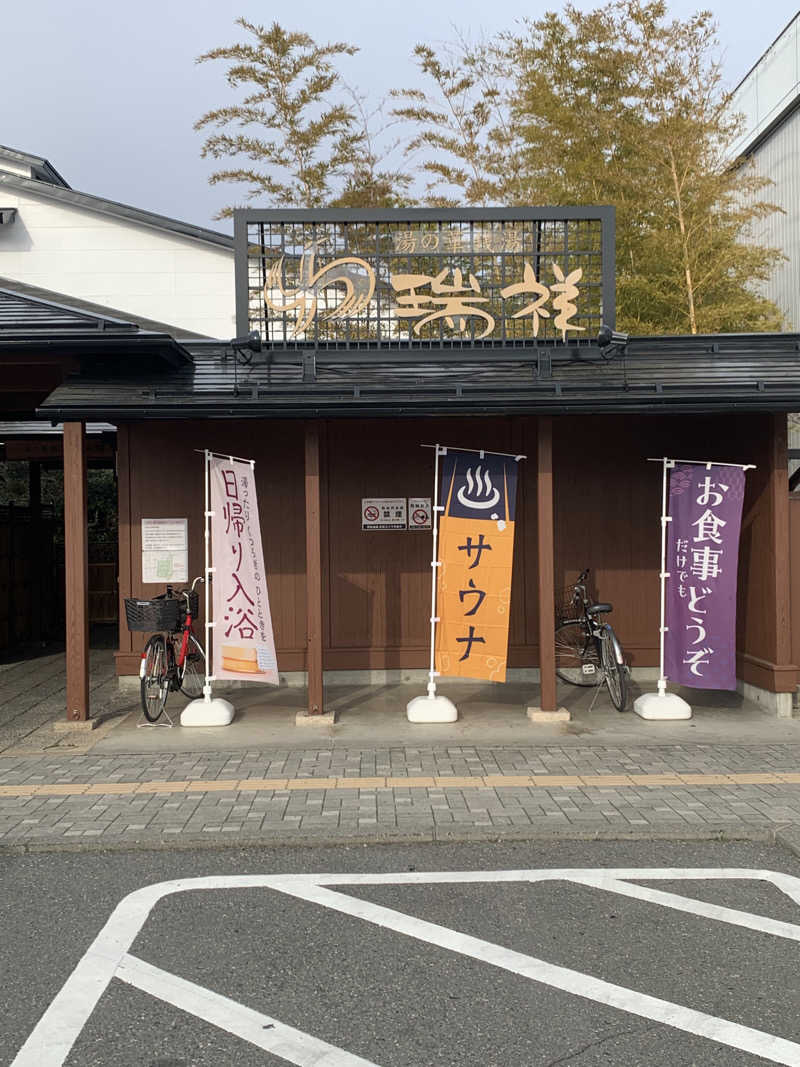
top-left (2, 646), bottom-right (800, 853)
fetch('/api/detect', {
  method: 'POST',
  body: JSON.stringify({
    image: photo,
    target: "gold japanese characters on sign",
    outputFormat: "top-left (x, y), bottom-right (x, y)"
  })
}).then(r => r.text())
top-left (264, 242), bottom-right (375, 337)
top-left (264, 241), bottom-right (584, 341)
top-left (392, 228), bottom-right (523, 254)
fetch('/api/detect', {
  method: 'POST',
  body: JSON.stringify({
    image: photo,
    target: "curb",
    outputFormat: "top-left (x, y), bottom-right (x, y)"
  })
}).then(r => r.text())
top-left (774, 827), bottom-right (800, 858)
top-left (0, 823), bottom-right (789, 857)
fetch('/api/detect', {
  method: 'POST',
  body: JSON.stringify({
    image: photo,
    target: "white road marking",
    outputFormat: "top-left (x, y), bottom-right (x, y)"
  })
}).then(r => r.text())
top-left (11, 868), bottom-right (800, 1067)
top-left (274, 879), bottom-right (800, 1067)
top-left (117, 954), bottom-right (378, 1066)
top-left (569, 875), bottom-right (800, 942)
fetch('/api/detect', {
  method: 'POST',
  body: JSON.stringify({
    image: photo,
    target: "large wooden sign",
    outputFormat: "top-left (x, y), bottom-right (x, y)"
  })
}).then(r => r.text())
top-left (235, 208), bottom-right (614, 347)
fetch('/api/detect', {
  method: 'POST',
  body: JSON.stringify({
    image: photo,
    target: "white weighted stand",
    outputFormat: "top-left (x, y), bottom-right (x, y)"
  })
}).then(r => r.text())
top-left (407, 444), bottom-right (458, 723)
top-left (635, 455), bottom-right (755, 720)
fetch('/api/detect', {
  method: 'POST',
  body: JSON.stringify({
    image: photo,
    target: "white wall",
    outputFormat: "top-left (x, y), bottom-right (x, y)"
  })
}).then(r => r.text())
top-left (741, 106), bottom-right (800, 331)
top-left (728, 15), bottom-right (800, 161)
top-left (0, 187), bottom-right (234, 338)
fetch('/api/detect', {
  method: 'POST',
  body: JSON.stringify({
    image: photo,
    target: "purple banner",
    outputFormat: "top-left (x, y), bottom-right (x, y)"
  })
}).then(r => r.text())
top-left (664, 463), bottom-right (746, 690)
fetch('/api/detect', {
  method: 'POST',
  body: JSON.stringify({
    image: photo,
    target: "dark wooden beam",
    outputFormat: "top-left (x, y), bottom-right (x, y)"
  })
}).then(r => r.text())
top-left (28, 462), bottom-right (43, 644)
top-left (537, 416), bottom-right (557, 712)
top-left (304, 421), bottom-right (324, 714)
top-left (63, 421), bottom-right (89, 721)
top-left (769, 414), bottom-right (793, 678)
top-left (116, 424), bottom-right (133, 666)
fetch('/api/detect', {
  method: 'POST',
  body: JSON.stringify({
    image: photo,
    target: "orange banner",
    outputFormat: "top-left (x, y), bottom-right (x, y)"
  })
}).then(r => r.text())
top-left (434, 450), bottom-right (521, 682)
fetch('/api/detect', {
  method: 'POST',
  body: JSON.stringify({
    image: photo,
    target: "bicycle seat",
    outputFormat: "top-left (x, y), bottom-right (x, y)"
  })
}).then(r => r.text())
top-left (587, 602), bottom-right (612, 615)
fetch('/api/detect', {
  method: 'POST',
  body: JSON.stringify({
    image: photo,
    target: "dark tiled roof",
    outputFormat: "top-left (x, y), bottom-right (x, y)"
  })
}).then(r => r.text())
top-left (0, 276), bottom-right (212, 339)
top-left (0, 144), bottom-right (70, 186)
top-left (0, 287), bottom-right (137, 332)
top-left (37, 333), bottom-right (800, 419)
top-left (0, 288), bottom-right (191, 368)
top-left (0, 421), bottom-right (115, 436)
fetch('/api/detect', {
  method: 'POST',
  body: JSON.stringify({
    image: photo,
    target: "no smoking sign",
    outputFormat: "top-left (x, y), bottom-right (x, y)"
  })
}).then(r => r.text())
top-left (362, 498), bottom-right (407, 531)
top-left (409, 497), bottom-right (432, 529)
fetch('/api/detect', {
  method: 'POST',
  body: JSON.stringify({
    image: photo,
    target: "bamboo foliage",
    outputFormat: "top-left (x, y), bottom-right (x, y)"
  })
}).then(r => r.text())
top-left (197, 5), bottom-right (785, 335)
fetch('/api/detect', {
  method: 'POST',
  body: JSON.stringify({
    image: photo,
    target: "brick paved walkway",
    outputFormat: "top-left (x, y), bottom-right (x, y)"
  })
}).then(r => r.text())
top-left (2, 742), bottom-right (800, 852)
top-left (3, 647), bottom-right (800, 852)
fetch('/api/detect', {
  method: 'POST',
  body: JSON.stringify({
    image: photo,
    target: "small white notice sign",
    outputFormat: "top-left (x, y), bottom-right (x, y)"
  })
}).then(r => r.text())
top-left (142, 518), bottom-right (188, 583)
top-left (408, 497), bottom-right (432, 529)
top-left (362, 498), bottom-right (407, 531)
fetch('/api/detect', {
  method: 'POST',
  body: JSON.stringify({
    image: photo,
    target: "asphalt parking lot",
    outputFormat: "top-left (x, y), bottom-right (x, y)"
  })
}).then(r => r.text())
top-left (4, 838), bottom-right (800, 1066)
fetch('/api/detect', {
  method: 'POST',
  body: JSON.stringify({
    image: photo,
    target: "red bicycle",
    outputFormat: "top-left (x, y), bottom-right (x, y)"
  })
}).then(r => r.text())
top-left (125, 576), bottom-right (206, 722)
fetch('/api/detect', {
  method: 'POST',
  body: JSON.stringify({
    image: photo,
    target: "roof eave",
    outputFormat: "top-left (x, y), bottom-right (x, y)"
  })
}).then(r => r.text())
top-left (0, 173), bottom-right (233, 250)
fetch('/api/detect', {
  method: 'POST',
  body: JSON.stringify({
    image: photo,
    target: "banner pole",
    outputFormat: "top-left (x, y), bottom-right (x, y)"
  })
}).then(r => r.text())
top-left (426, 444), bottom-right (443, 699)
top-left (633, 456), bottom-right (691, 720)
top-left (203, 448), bottom-right (212, 702)
top-left (657, 457), bottom-right (672, 699)
top-left (407, 444), bottom-right (457, 722)
top-left (182, 451), bottom-right (234, 726)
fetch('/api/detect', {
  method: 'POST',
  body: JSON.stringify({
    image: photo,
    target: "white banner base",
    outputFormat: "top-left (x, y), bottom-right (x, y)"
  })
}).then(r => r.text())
top-left (633, 691), bottom-right (692, 720)
top-left (406, 694), bottom-right (458, 723)
top-left (181, 697), bottom-right (235, 727)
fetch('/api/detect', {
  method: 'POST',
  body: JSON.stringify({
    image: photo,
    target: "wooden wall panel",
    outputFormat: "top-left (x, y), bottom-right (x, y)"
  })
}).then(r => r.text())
top-left (115, 411), bottom-right (794, 691)
top-left (552, 416), bottom-right (661, 667)
top-left (119, 420), bottom-right (307, 671)
top-left (790, 495), bottom-right (800, 674)
top-left (325, 417), bottom-right (520, 665)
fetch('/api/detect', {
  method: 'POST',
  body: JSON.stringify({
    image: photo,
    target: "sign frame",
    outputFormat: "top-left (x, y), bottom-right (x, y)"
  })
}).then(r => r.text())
top-left (362, 497), bottom-right (408, 531)
top-left (234, 207), bottom-right (615, 346)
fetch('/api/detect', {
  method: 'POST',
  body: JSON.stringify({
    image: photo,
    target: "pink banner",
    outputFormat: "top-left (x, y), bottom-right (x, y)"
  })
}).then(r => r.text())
top-left (210, 457), bottom-right (278, 684)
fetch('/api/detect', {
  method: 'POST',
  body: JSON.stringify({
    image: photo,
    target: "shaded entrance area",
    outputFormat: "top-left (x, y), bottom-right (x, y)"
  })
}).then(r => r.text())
top-left (0, 424), bottom-right (118, 653)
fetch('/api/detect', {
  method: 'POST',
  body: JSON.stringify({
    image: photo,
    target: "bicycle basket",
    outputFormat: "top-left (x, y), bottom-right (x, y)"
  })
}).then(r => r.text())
top-left (124, 597), bottom-right (180, 632)
top-left (555, 586), bottom-right (579, 624)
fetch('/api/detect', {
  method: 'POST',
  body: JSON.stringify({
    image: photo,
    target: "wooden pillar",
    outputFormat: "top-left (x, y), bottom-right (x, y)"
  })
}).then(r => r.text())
top-left (304, 422), bottom-right (324, 715)
top-left (768, 414), bottom-right (794, 691)
top-left (116, 424), bottom-right (133, 667)
top-left (63, 422), bottom-right (89, 721)
top-left (537, 417), bottom-right (557, 712)
top-left (28, 462), bottom-right (42, 644)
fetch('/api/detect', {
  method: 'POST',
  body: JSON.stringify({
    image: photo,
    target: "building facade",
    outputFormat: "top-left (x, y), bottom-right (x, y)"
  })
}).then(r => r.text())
top-left (728, 14), bottom-right (800, 332)
top-left (0, 145), bottom-right (234, 339)
top-left (0, 154), bottom-right (797, 726)
top-left (30, 208), bottom-right (800, 722)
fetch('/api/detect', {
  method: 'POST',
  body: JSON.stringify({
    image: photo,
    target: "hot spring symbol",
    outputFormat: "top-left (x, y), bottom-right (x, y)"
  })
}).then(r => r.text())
top-left (457, 465), bottom-right (501, 510)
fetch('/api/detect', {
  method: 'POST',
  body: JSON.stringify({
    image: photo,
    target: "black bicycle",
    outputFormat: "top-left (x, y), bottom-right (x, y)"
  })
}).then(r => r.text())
top-left (554, 569), bottom-right (628, 711)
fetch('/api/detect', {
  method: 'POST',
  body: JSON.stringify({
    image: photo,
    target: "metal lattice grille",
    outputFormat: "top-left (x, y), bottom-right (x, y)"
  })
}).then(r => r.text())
top-left (241, 213), bottom-right (611, 347)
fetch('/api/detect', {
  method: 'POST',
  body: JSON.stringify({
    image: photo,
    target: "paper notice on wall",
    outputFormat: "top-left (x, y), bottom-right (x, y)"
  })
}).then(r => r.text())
top-left (142, 518), bottom-right (188, 584)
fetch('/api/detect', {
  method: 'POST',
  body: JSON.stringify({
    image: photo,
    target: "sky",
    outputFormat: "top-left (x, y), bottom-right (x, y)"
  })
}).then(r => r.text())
top-left (2, 0), bottom-right (799, 233)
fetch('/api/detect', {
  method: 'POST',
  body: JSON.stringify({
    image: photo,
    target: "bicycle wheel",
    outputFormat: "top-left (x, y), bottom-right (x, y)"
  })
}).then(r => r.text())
top-left (555, 621), bottom-right (601, 686)
top-left (140, 635), bottom-right (169, 722)
top-left (179, 634), bottom-right (206, 699)
top-left (600, 628), bottom-right (628, 711)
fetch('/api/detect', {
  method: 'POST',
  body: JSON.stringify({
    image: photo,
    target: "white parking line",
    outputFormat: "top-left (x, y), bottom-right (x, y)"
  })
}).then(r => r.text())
top-left (569, 875), bottom-right (800, 942)
top-left (117, 955), bottom-right (378, 1066)
top-left (11, 868), bottom-right (800, 1067)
